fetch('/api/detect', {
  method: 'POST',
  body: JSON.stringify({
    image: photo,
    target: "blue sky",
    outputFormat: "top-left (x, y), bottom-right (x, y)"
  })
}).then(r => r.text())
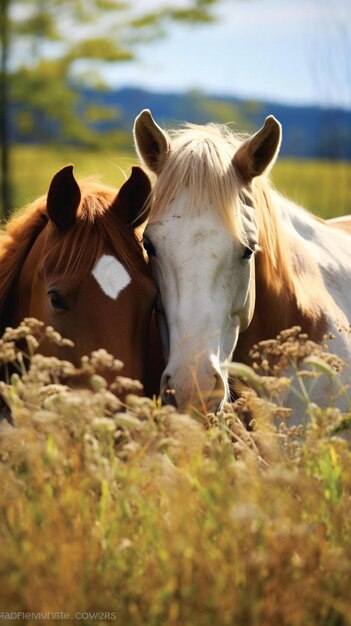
top-left (103, 0), bottom-right (351, 109)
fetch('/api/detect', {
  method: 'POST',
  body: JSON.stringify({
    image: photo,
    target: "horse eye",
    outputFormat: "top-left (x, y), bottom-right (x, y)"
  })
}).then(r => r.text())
top-left (143, 237), bottom-right (156, 258)
top-left (242, 247), bottom-right (254, 260)
top-left (48, 290), bottom-right (68, 311)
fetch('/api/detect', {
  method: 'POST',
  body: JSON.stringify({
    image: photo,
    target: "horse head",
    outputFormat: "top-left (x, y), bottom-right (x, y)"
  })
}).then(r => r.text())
top-left (4, 165), bottom-right (156, 385)
top-left (134, 110), bottom-right (281, 412)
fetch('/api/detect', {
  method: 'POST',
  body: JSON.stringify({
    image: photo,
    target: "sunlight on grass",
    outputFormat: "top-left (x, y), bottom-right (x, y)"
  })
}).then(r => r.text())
top-left (9, 145), bottom-right (351, 219)
top-left (10, 145), bottom-right (136, 212)
top-left (272, 158), bottom-right (351, 218)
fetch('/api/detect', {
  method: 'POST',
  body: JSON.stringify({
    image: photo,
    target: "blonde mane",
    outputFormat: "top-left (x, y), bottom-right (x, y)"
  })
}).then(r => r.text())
top-left (0, 179), bottom-right (143, 327)
top-left (149, 122), bottom-right (295, 295)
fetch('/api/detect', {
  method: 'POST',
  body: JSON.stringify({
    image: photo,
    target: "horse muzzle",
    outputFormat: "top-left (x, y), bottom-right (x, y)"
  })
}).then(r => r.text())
top-left (160, 355), bottom-right (227, 414)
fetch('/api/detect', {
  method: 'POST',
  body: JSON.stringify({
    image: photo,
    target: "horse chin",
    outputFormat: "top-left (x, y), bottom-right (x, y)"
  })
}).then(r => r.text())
top-left (178, 387), bottom-right (226, 415)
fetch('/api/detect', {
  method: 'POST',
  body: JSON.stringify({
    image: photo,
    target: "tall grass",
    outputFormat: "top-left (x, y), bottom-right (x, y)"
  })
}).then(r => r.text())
top-left (0, 320), bottom-right (351, 625)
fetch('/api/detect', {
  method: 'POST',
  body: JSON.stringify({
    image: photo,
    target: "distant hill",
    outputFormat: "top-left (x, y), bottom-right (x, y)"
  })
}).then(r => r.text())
top-left (12, 86), bottom-right (351, 160)
top-left (80, 87), bottom-right (351, 160)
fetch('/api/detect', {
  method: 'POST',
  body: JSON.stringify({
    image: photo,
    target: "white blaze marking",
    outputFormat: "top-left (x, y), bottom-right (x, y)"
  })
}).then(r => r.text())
top-left (92, 254), bottom-right (131, 300)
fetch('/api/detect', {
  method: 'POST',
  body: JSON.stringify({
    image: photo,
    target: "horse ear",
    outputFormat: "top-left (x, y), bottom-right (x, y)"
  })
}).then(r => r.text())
top-left (233, 116), bottom-right (282, 183)
top-left (113, 166), bottom-right (151, 228)
top-left (134, 109), bottom-right (170, 174)
top-left (47, 165), bottom-right (81, 230)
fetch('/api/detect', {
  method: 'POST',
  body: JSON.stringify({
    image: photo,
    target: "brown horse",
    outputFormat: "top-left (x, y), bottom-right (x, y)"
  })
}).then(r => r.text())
top-left (0, 165), bottom-right (159, 387)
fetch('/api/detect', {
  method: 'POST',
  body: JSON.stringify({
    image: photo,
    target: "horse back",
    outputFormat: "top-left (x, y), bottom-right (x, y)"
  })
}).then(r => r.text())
top-left (326, 215), bottom-right (351, 237)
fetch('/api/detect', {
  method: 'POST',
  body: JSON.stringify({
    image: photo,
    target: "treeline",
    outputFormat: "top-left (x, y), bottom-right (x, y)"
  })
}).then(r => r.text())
top-left (11, 86), bottom-right (351, 160)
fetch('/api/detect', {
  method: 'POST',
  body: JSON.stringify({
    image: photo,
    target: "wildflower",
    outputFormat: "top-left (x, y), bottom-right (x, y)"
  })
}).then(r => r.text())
top-left (92, 417), bottom-right (116, 432)
top-left (90, 375), bottom-right (108, 391)
top-left (90, 349), bottom-right (123, 372)
top-left (112, 377), bottom-right (143, 395)
top-left (45, 326), bottom-right (74, 347)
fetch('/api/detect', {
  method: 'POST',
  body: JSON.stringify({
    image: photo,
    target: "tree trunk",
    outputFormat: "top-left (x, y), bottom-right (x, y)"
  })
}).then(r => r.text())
top-left (0, 0), bottom-right (11, 221)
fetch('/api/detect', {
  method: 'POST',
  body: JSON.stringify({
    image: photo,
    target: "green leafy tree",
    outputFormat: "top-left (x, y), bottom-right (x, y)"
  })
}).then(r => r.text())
top-left (0, 0), bottom-right (10, 215)
top-left (0, 0), bottom-right (219, 218)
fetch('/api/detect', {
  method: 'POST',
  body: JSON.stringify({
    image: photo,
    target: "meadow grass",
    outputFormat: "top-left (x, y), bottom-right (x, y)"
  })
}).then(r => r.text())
top-left (272, 159), bottom-right (351, 219)
top-left (9, 145), bottom-right (136, 213)
top-left (0, 321), bottom-right (351, 625)
top-left (2, 147), bottom-right (351, 624)
top-left (8, 144), bottom-right (351, 219)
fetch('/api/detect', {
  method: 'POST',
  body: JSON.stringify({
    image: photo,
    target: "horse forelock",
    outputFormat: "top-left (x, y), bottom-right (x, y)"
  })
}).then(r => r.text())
top-left (150, 124), bottom-right (246, 241)
top-left (44, 180), bottom-right (142, 279)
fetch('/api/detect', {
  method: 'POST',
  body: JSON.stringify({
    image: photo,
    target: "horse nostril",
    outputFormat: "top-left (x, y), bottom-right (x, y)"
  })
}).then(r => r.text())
top-left (161, 375), bottom-right (177, 408)
top-left (161, 389), bottom-right (177, 407)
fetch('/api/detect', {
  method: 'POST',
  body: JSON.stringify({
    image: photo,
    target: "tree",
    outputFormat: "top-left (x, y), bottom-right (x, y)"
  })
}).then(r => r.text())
top-left (0, 0), bottom-right (10, 216)
top-left (0, 0), bottom-right (219, 219)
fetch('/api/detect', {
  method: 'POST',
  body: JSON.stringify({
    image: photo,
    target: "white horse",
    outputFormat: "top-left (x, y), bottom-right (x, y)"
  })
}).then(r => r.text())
top-left (134, 109), bottom-right (351, 415)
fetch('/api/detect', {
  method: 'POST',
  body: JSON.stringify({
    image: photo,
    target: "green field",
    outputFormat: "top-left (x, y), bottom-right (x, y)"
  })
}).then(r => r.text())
top-left (272, 159), bottom-right (351, 219)
top-left (8, 144), bottom-right (351, 219)
top-left (9, 144), bottom-right (136, 214)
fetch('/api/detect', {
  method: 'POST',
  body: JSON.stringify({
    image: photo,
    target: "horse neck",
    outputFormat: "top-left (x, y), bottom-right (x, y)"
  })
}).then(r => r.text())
top-left (0, 208), bottom-right (47, 331)
top-left (236, 192), bottom-right (329, 362)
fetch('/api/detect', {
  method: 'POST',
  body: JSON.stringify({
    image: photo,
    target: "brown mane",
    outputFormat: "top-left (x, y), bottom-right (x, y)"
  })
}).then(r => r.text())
top-left (0, 179), bottom-right (143, 327)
